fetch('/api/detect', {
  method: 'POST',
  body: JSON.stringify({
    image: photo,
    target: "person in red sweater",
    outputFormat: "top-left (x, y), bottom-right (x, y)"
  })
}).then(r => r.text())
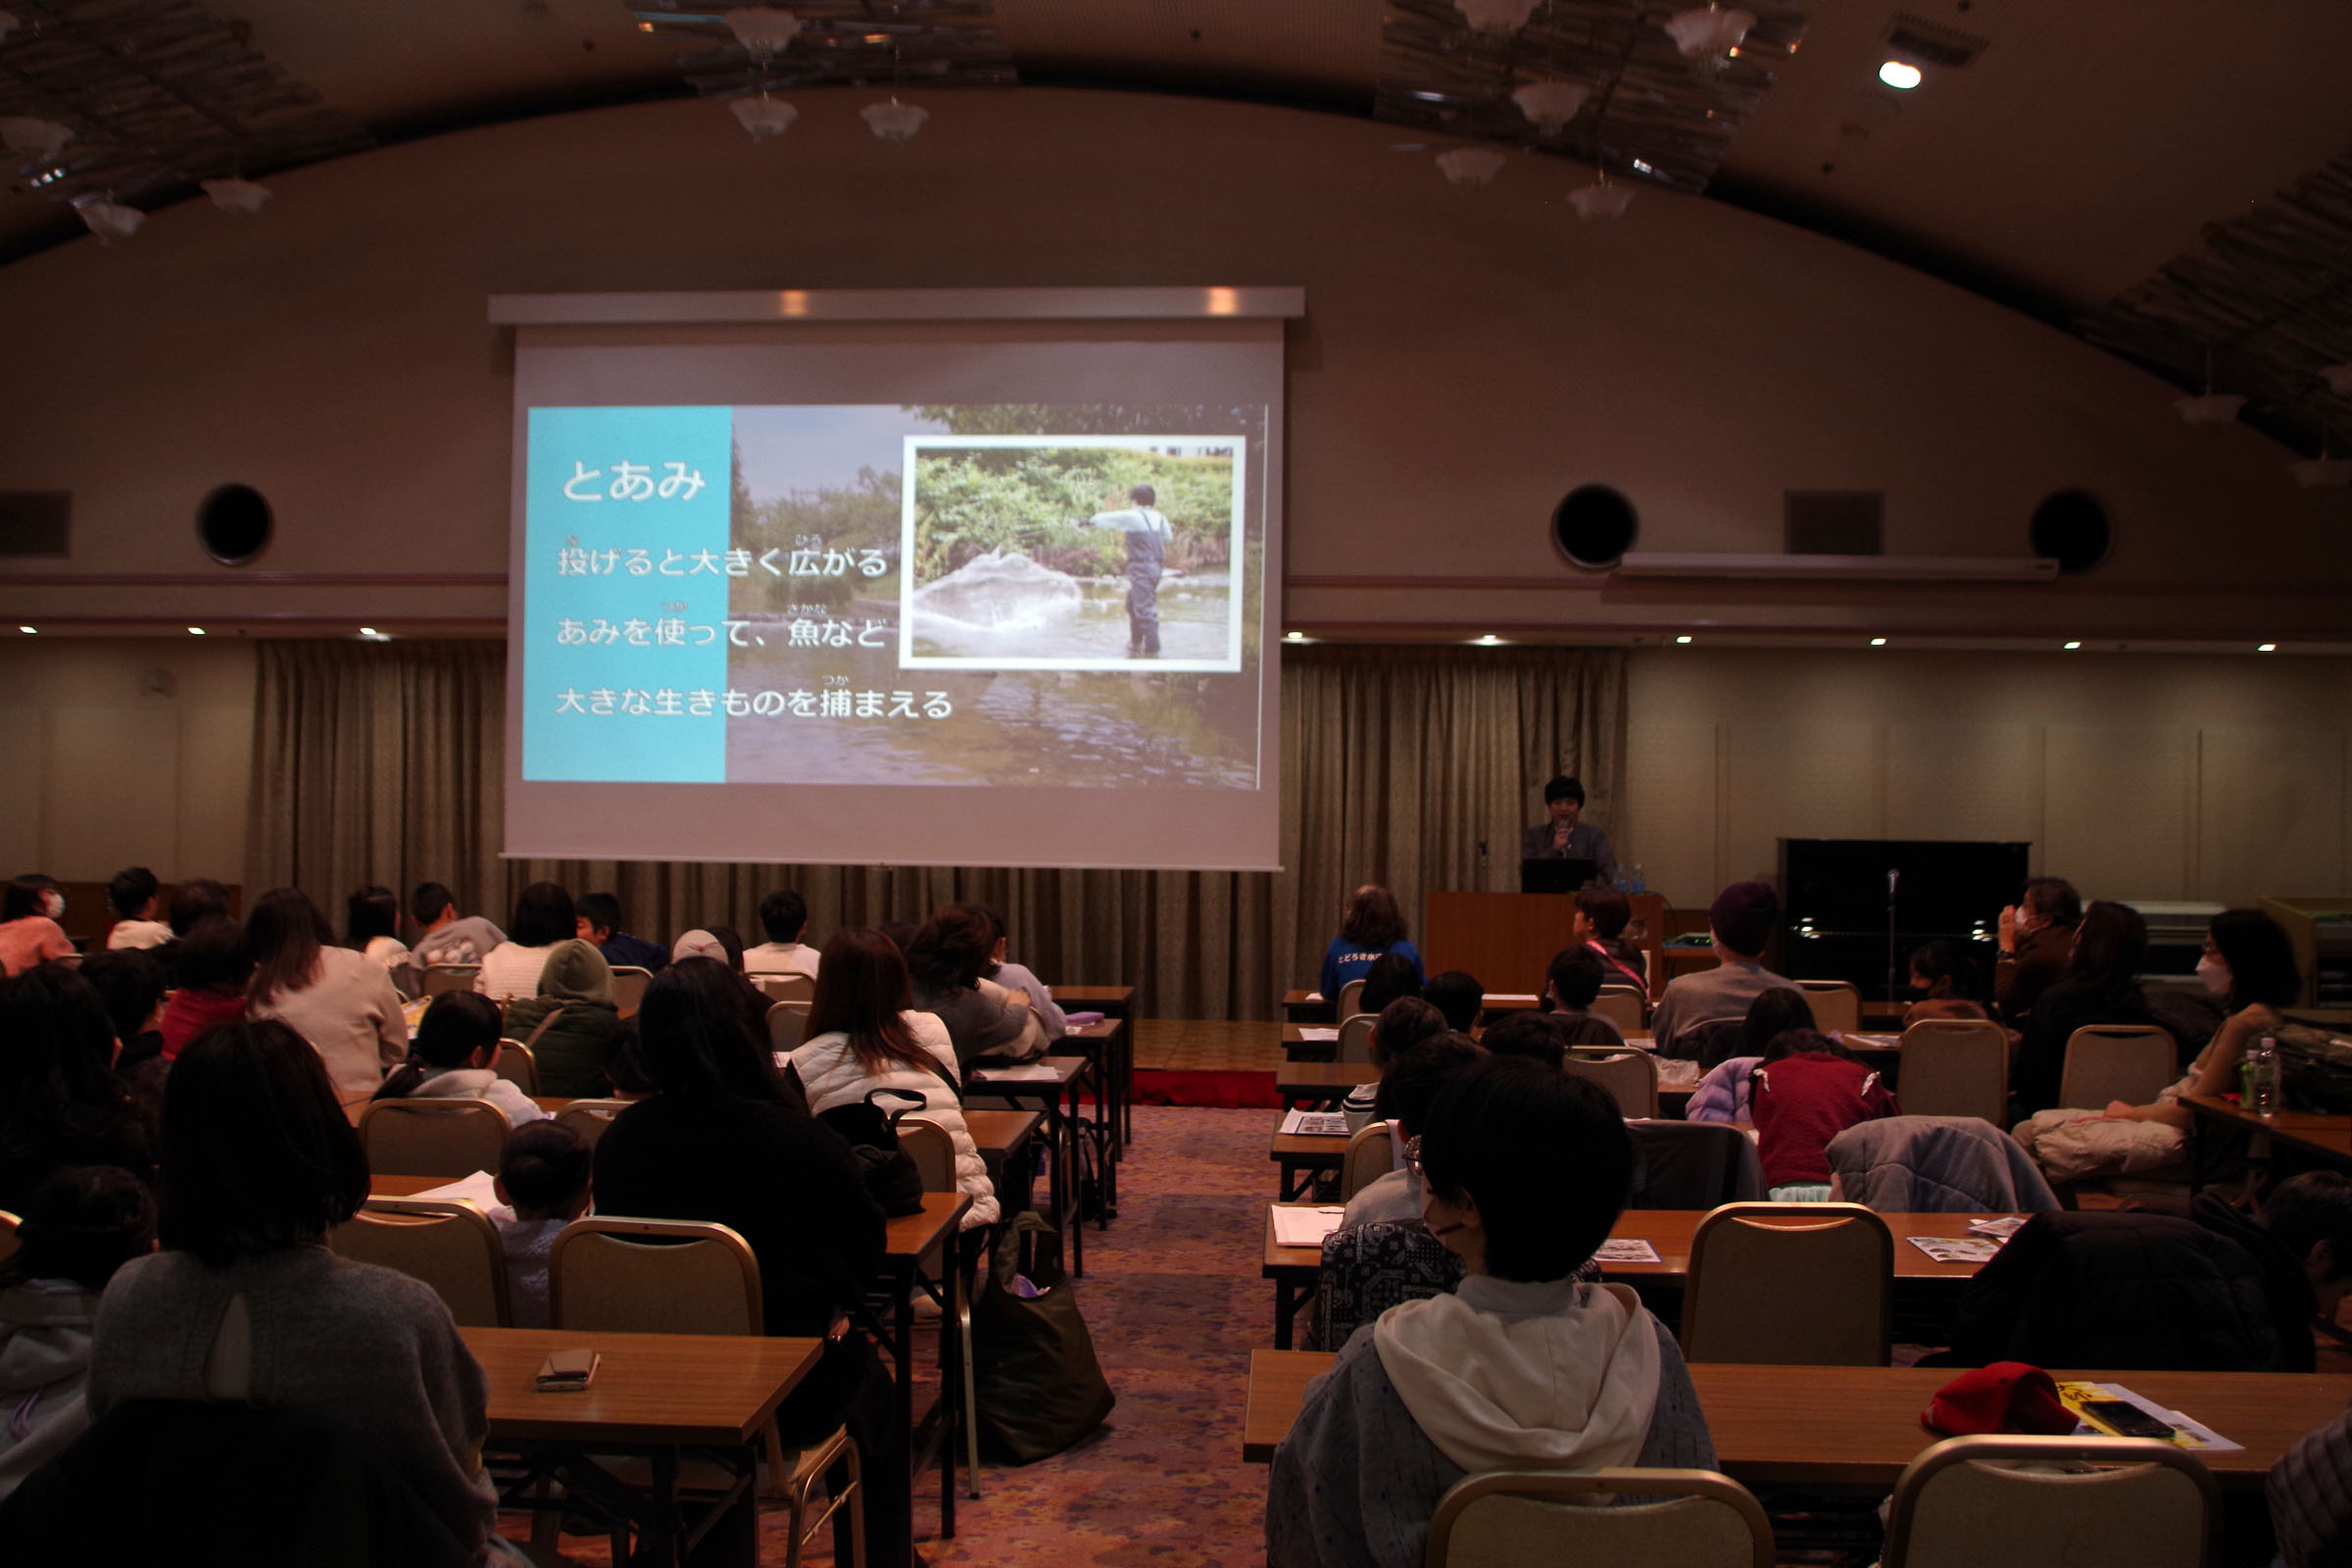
top-left (156, 916), bottom-right (252, 1062)
top-left (1750, 1028), bottom-right (1900, 1199)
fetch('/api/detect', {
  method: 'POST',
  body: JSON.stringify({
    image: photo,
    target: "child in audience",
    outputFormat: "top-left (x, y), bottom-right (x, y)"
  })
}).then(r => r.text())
top-left (102, 866), bottom-right (170, 951)
top-left (1318, 885), bottom-right (1423, 1001)
top-left (1572, 886), bottom-right (1648, 990)
top-left (1342, 996), bottom-right (1446, 1133)
top-left (1420, 970), bottom-right (1484, 1034)
top-left (1685, 988), bottom-right (1817, 1123)
top-left (409, 880), bottom-right (505, 968)
top-left (1474, 1009), bottom-right (1572, 1070)
top-left (375, 991), bottom-right (548, 1127)
top-left (1355, 953), bottom-right (1422, 1018)
top-left (1542, 948), bottom-right (1627, 1047)
top-left (345, 884), bottom-right (413, 976)
top-left (1901, 938), bottom-right (1993, 1025)
top-left (575, 890), bottom-right (668, 974)
top-left (490, 1120), bottom-right (591, 1331)
top-left (1338, 1034), bottom-right (1486, 1232)
top-left (1269, 1057), bottom-right (1714, 1568)
top-left (0, 1165), bottom-right (157, 1500)
top-left (1750, 1028), bottom-right (1899, 1200)
top-left (743, 887), bottom-right (822, 980)
top-left (502, 937), bottom-right (624, 1100)
top-left (153, 878), bottom-right (231, 989)
top-left (78, 948), bottom-right (170, 1129)
top-left (158, 914), bottom-right (252, 1062)
top-left (0, 876), bottom-right (74, 977)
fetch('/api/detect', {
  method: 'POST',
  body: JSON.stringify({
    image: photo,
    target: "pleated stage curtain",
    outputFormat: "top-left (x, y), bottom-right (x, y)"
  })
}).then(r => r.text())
top-left (246, 640), bottom-right (1625, 1020)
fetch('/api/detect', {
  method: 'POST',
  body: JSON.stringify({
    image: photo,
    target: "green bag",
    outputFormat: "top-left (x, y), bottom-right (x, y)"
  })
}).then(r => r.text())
top-left (970, 1211), bottom-right (1115, 1463)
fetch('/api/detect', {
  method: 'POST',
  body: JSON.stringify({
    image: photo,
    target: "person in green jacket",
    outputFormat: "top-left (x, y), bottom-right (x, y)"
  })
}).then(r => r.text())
top-left (503, 938), bottom-right (623, 1099)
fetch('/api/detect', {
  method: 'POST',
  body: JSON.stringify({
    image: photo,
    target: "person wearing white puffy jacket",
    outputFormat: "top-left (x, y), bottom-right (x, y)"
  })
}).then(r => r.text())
top-left (788, 928), bottom-right (1000, 1231)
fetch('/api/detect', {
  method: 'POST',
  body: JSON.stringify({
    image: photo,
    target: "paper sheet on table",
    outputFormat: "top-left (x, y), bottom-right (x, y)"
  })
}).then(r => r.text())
top-left (1840, 1032), bottom-right (1902, 1050)
top-left (2057, 1380), bottom-right (2243, 1452)
top-left (1271, 1206), bottom-right (1346, 1248)
top-left (1908, 1236), bottom-right (2003, 1264)
top-left (1281, 1107), bottom-right (1352, 1137)
top-left (1967, 1215), bottom-right (2028, 1238)
top-left (403, 1170), bottom-right (505, 1212)
top-left (974, 1062), bottom-right (1060, 1082)
top-left (1592, 1238), bottom-right (1660, 1263)
top-left (1294, 1027), bottom-right (1341, 1042)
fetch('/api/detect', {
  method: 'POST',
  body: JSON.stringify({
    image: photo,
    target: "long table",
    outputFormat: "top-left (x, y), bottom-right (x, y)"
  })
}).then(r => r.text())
top-left (1241, 1349), bottom-right (2352, 1486)
top-left (968, 1054), bottom-right (1101, 1274)
top-left (1054, 984), bottom-right (1137, 1149)
top-left (2184, 1093), bottom-right (2352, 1168)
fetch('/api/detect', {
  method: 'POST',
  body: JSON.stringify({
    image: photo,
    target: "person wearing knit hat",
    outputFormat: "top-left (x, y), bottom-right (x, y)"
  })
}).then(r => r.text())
top-left (1647, 880), bottom-right (1802, 1059)
top-left (502, 938), bottom-right (624, 1099)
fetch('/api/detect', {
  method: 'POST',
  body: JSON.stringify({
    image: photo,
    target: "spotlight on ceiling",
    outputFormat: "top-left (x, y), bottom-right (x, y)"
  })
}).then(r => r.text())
top-left (2062, 640), bottom-right (2082, 651)
top-left (1663, 4), bottom-right (1755, 58)
top-left (188, 627), bottom-right (206, 636)
top-left (1284, 631), bottom-right (1305, 643)
top-left (2258, 643), bottom-right (2278, 653)
top-left (729, 96), bottom-right (799, 141)
top-left (1878, 60), bottom-right (1923, 89)
top-left (1473, 634), bottom-right (1503, 646)
top-left (17, 625), bottom-right (35, 635)
top-left (1868, 637), bottom-right (1886, 647)
top-left (1567, 178), bottom-right (1634, 220)
top-left (1511, 81), bottom-right (1592, 134)
top-left (1674, 634), bottom-right (1693, 645)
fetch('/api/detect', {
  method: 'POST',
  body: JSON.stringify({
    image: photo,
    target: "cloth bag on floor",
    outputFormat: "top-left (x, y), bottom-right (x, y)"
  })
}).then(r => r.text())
top-left (971, 1211), bottom-right (1114, 1462)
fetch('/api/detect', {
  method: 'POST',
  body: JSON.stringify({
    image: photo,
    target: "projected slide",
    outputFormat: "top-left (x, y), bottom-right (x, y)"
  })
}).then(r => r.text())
top-left (522, 402), bottom-right (1267, 791)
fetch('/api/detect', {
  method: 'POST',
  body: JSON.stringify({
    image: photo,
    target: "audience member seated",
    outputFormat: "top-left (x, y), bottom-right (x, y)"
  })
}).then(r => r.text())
top-left (1995, 875), bottom-right (2082, 1026)
top-left (788, 927), bottom-right (1000, 1231)
top-left (246, 888), bottom-right (407, 1098)
top-left (373, 992), bottom-right (547, 1128)
top-left (2016, 908), bottom-right (2300, 1186)
top-left (153, 877), bottom-right (232, 988)
top-left (973, 904), bottom-right (1066, 1039)
top-left (1420, 969), bottom-right (1483, 1034)
top-left (1318, 885), bottom-right (1424, 1002)
top-left (706, 924), bottom-right (751, 971)
top-left (1342, 997), bottom-right (1447, 1133)
top-left (1339, 1034), bottom-right (1486, 1232)
top-left (102, 866), bottom-right (170, 952)
top-left (0, 1165), bottom-right (157, 1501)
top-left (1267, 1057), bottom-right (1713, 1568)
top-left (1476, 1010), bottom-right (1572, 1070)
top-left (742, 888), bottom-right (821, 981)
top-left (1944, 1171), bottom-right (2352, 1373)
top-left (878, 920), bottom-right (917, 956)
top-left (2269, 1347), bottom-right (2352, 1568)
top-left (2010, 900), bottom-right (2156, 1118)
top-left (591, 958), bottom-right (906, 1568)
top-left (499, 937), bottom-right (624, 1100)
top-left (158, 914), bottom-right (252, 1063)
top-left (1750, 1028), bottom-right (1900, 1200)
top-left (671, 926), bottom-right (727, 964)
top-left (0, 877), bottom-right (74, 977)
top-left (907, 904), bottom-right (1042, 1068)
top-left (1541, 948), bottom-right (1626, 1047)
top-left (489, 1120), bottom-right (591, 1332)
top-left (78, 947), bottom-right (169, 1127)
top-left (0, 966), bottom-right (153, 1210)
top-left (473, 881), bottom-right (574, 1003)
top-left (81, 1018), bottom-right (502, 1562)
top-left (573, 890), bottom-right (667, 974)
top-left (1572, 886), bottom-right (1648, 991)
top-left (1356, 953), bottom-right (1422, 1019)
top-left (1685, 989), bottom-right (1819, 1120)
top-left (344, 884), bottom-right (412, 981)
top-left (1647, 881), bottom-right (1799, 1058)
top-left (1901, 937), bottom-right (1994, 1025)
top-left (407, 881), bottom-right (505, 969)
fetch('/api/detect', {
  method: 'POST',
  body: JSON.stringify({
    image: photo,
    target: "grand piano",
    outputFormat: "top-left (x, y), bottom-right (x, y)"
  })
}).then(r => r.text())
top-left (1779, 838), bottom-right (2030, 1003)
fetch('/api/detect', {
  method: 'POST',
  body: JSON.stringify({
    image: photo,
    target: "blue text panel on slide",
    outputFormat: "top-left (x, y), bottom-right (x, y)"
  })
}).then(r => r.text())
top-left (523, 406), bottom-right (731, 782)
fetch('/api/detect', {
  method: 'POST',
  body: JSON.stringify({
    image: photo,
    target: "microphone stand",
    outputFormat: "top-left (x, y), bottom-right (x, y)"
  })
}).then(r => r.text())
top-left (1886, 868), bottom-right (1900, 1005)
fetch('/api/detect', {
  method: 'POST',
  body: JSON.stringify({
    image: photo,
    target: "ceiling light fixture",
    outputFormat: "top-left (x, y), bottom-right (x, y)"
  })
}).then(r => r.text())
top-left (1436, 146), bottom-right (1506, 185)
top-left (1878, 60), bottom-right (1922, 89)
top-left (2062, 640), bottom-right (2082, 650)
top-left (17, 625), bottom-right (34, 635)
top-left (188, 626), bottom-right (206, 636)
top-left (1473, 634), bottom-right (1502, 646)
top-left (1568, 174), bottom-right (1634, 220)
top-left (861, 99), bottom-right (928, 141)
top-left (2289, 455), bottom-right (2352, 488)
top-left (1868, 637), bottom-right (1886, 646)
top-left (1284, 631), bottom-right (1304, 643)
top-left (1453, 0), bottom-right (1539, 35)
top-left (1664, 4), bottom-right (1755, 58)
top-left (0, 116), bottom-right (72, 160)
top-left (723, 7), bottom-right (801, 54)
top-left (200, 177), bottom-right (271, 216)
top-left (730, 96), bottom-right (799, 141)
top-left (1511, 81), bottom-right (1591, 134)
top-left (2175, 391), bottom-right (2245, 424)
top-left (74, 195), bottom-right (143, 242)
top-left (2258, 643), bottom-right (2278, 653)
top-left (1674, 634), bottom-right (1693, 645)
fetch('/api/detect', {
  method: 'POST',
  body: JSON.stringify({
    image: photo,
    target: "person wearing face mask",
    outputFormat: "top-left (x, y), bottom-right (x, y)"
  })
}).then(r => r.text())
top-left (2013, 909), bottom-right (2301, 1187)
top-left (1994, 876), bottom-right (2081, 1025)
top-left (1899, 938), bottom-right (1996, 1026)
top-left (0, 877), bottom-right (75, 977)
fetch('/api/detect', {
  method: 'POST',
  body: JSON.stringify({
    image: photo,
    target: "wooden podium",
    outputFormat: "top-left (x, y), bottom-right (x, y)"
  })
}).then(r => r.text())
top-left (1423, 892), bottom-right (1669, 1002)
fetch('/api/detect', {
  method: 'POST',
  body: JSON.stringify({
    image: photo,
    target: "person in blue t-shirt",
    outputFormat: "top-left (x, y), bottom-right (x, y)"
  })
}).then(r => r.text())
top-left (1319, 884), bottom-right (1425, 1001)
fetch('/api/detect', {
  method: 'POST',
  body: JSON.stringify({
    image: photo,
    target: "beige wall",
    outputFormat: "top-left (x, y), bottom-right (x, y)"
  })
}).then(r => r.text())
top-left (1624, 647), bottom-right (2352, 911)
top-left (0, 639), bottom-right (255, 883)
top-left (1, 88), bottom-right (2343, 642)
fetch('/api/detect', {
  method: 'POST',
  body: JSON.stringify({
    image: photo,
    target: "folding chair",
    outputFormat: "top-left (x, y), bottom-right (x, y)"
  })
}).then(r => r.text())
top-left (1796, 980), bottom-right (1862, 1035)
top-left (356, 1098), bottom-right (510, 1178)
top-left (1335, 978), bottom-right (1365, 1020)
top-left (767, 1000), bottom-right (811, 1054)
top-left (1565, 1049), bottom-right (1660, 1119)
top-left (1336, 1013), bottom-right (1378, 1064)
top-left (1339, 1119), bottom-right (1398, 1201)
top-left (1591, 986), bottom-right (1647, 1034)
top-left (493, 1038), bottom-right (539, 1096)
top-left (329, 1199), bottom-right (509, 1326)
top-left (554, 1098), bottom-right (634, 1148)
top-left (1882, 1434), bottom-right (2217, 1568)
top-left (755, 972), bottom-right (816, 1004)
top-left (1426, 1468), bottom-right (1776, 1568)
top-left (1897, 1019), bottom-right (2010, 1124)
top-left (610, 965), bottom-right (655, 1017)
top-left (420, 963), bottom-right (479, 998)
top-left (897, 1117), bottom-right (982, 1498)
top-left (1682, 1201), bottom-right (1892, 1364)
top-left (2058, 1026), bottom-right (2177, 1110)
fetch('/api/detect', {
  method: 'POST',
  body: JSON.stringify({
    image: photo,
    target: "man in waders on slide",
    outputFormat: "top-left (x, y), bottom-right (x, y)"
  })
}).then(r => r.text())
top-left (1078, 483), bottom-right (1174, 658)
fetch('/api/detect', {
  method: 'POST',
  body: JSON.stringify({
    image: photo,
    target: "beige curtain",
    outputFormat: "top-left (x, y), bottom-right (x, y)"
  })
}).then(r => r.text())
top-left (247, 640), bottom-right (1624, 1020)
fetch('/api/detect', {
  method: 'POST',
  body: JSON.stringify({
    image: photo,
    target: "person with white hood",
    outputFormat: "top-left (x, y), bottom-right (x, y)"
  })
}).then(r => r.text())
top-left (370, 991), bottom-right (548, 1128)
top-left (1267, 1056), bottom-right (1714, 1568)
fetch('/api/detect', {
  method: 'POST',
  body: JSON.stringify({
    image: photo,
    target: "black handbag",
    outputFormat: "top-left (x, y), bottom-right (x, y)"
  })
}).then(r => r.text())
top-left (971, 1211), bottom-right (1115, 1462)
top-left (818, 1087), bottom-right (931, 1218)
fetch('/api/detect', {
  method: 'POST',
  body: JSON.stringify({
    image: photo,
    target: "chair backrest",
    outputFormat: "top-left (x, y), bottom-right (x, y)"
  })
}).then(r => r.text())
top-left (328, 1199), bottom-right (509, 1327)
top-left (1591, 987), bottom-right (1647, 1033)
top-left (1337, 1012), bottom-right (1378, 1064)
top-left (0, 1208), bottom-right (18, 1271)
top-left (1896, 1019), bottom-right (2011, 1123)
top-left (754, 971), bottom-right (815, 1004)
top-left (766, 999), bottom-right (809, 1054)
top-left (1564, 1050), bottom-right (1660, 1119)
top-left (899, 1116), bottom-right (957, 1193)
top-left (419, 963), bottom-right (478, 998)
top-left (610, 965), bottom-right (655, 1015)
top-left (553, 1098), bottom-right (633, 1147)
top-left (1882, 1435), bottom-right (2218, 1568)
top-left (1682, 1201), bottom-right (1892, 1364)
top-left (1336, 978), bottom-right (1366, 1020)
top-left (1426, 1468), bottom-right (1776, 1568)
top-left (492, 1039), bottom-right (539, 1096)
top-left (549, 1216), bottom-right (762, 1336)
top-left (1340, 1119), bottom-right (1398, 1200)
top-left (1627, 1120), bottom-right (1764, 1209)
top-left (1317, 1220), bottom-right (1466, 1350)
top-left (1796, 980), bottom-right (1862, 1034)
top-left (1674, 1016), bottom-right (1746, 1069)
top-left (2058, 1027), bottom-right (2178, 1110)
top-left (356, 1097), bottom-right (512, 1177)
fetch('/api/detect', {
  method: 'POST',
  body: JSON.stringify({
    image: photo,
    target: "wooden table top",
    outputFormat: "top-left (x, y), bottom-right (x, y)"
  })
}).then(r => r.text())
top-left (1261, 1204), bottom-right (2012, 1280)
top-left (1054, 985), bottom-right (1135, 1012)
top-left (962, 1107), bottom-right (1044, 1153)
top-left (1269, 1132), bottom-right (1350, 1166)
top-left (1241, 1349), bottom-right (2352, 1484)
top-left (2184, 1095), bottom-right (2352, 1159)
top-left (1277, 1061), bottom-right (1382, 1091)
top-left (968, 1054), bottom-right (1092, 1089)
top-left (1281, 1023), bottom-right (1658, 1050)
top-left (1060, 1020), bottom-right (1119, 1044)
top-left (464, 1326), bottom-right (821, 1446)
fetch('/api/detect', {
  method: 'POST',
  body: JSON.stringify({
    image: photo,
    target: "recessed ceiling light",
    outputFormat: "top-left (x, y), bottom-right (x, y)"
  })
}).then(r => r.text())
top-left (188, 626), bottom-right (206, 636)
top-left (1674, 634), bottom-right (1693, 645)
top-left (1473, 634), bottom-right (1502, 646)
top-left (2062, 640), bottom-right (2082, 651)
top-left (2258, 642), bottom-right (2278, 652)
top-left (17, 625), bottom-right (34, 635)
top-left (1879, 60), bottom-right (1923, 89)
top-left (1283, 631), bottom-right (1304, 643)
top-left (1868, 637), bottom-right (1886, 647)
top-left (1631, 158), bottom-right (1654, 174)
top-left (360, 627), bottom-right (378, 636)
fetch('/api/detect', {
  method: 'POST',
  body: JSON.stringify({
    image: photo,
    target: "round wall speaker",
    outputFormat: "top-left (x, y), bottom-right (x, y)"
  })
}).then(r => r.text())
top-left (197, 483), bottom-right (272, 565)
top-left (1552, 484), bottom-right (1639, 569)
top-left (2030, 490), bottom-right (2110, 574)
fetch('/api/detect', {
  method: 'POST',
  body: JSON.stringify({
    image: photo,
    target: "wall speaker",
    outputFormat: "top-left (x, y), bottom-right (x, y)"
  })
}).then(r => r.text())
top-left (2030, 490), bottom-right (2110, 574)
top-left (197, 484), bottom-right (272, 565)
top-left (1552, 484), bottom-right (1639, 569)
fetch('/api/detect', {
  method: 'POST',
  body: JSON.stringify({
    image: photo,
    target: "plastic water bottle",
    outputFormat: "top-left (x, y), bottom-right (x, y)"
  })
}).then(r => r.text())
top-left (1628, 863), bottom-right (1646, 895)
top-left (2246, 1036), bottom-right (2281, 1119)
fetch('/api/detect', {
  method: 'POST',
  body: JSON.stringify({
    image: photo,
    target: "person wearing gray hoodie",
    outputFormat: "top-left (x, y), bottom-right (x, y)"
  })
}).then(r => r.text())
top-left (501, 938), bottom-right (623, 1100)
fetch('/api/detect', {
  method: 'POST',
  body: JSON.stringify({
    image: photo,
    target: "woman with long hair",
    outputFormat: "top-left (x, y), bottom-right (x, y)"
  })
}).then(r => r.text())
top-left (245, 887), bottom-right (407, 1098)
top-left (2011, 901), bottom-right (2152, 1117)
top-left (345, 884), bottom-right (412, 976)
top-left (1319, 884), bottom-right (1424, 1001)
top-left (473, 882), bottom-right (575, 1002)
top-left (906, 903), bottom-right (1039, 1068)
top-left (0, 966), bottom-right (151, 1210)
top-left (789, 928), bottom-right (999, 1230)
